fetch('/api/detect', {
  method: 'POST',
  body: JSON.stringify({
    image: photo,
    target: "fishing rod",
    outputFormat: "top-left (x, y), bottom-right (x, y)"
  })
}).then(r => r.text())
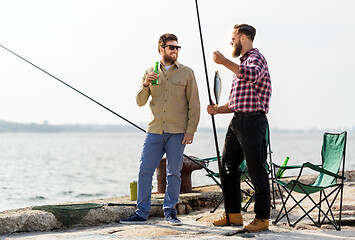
top-left (194, 0), bottom-right (230, 225)
top-left (0, 44), bottom-right (220, 184)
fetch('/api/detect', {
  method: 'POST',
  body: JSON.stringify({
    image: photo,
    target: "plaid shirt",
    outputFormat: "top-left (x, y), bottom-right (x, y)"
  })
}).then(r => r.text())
top-left (228, 48), bottom-right (272, 113)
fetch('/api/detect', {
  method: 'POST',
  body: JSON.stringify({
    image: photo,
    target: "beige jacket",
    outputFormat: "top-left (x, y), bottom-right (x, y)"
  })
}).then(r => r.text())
top-left (136, 61), bottom-right (200, 135)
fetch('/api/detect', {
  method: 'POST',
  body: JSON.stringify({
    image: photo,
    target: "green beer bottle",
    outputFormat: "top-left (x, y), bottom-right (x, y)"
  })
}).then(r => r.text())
top-left (276, 156), bottom-right (289, 179)
top-left (152, 61), bottom-right (159, 85)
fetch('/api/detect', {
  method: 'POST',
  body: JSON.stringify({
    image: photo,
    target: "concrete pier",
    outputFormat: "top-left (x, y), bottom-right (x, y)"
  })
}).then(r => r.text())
top-left (1, 171), bottom-right (355, 239)
top-left (0, 185), bottom-right (221, 235)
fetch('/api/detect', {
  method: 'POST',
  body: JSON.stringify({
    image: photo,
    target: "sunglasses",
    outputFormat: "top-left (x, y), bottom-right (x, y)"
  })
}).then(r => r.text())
top-left (162, 45), bottom-right (181, 51)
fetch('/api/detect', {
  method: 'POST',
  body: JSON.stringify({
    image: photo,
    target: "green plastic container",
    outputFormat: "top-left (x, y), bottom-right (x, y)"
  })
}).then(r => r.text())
top-left (130, 181), bottom-right (137, 201)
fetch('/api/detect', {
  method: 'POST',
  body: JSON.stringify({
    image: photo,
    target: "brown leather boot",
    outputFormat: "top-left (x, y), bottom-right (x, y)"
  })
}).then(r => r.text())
top-left (243, 217), bottom-right (269, 232)
top-left (212, 212), bottom-right (243, 226)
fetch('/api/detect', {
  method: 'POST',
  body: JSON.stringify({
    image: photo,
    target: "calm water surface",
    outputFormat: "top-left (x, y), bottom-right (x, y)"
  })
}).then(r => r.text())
top-left (0, 131), bottom-right (353, 212)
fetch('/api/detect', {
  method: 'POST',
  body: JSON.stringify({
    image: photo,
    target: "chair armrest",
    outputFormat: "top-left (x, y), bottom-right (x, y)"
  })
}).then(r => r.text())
top-left (303, 162), bottom-right (345, 179)
top-left (272, 163), bottom-right (302, 170)
top-left (196, 157), bottom-right (218, 162)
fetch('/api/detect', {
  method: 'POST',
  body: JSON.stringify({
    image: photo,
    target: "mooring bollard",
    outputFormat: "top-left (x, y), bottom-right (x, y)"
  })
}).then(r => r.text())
top-left (156, 156), bottom-right (204, 193)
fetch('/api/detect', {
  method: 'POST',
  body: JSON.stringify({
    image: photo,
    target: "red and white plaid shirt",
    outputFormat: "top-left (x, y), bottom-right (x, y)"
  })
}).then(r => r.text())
top-left (228, 48), bottom-right (272, 113)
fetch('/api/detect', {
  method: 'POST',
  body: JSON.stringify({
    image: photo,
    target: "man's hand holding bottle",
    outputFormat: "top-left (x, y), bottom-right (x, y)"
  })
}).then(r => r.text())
top-left (143, 72), bottom-right (159, 87)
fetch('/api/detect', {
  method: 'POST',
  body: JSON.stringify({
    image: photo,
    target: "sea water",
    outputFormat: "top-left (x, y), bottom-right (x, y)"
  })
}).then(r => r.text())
top-left (0, 131), bottom-right (353, 212)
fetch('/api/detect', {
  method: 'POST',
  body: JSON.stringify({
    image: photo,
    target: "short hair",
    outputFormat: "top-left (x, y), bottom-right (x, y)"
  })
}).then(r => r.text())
top-left (234, 24), bottom-right (256, 41)
top-left (158, 33), bottom-right (178, 53)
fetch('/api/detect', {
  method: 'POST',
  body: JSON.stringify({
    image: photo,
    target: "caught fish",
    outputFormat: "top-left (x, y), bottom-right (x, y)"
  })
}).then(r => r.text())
top-left (213, 70), bottom-right (222, 105)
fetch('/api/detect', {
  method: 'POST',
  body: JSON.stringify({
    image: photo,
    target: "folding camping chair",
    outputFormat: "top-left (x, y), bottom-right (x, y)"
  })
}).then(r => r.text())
top-left (196, 124), bottom-right (276, 213)
top-left (272, 131), bottom-right (347, 230)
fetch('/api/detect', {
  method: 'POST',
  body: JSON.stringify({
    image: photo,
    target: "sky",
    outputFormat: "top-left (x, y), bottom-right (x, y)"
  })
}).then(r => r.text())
top-left (1, 0), bottom-right (354, 131)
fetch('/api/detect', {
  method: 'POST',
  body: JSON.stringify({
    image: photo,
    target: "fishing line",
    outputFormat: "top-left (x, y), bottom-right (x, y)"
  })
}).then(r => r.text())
top-left (194, 0), bottom-right (230, 224)
top-left (0, 44), bottom-right (146, 133)
top-left (0, 44), bottom-right (219, 182)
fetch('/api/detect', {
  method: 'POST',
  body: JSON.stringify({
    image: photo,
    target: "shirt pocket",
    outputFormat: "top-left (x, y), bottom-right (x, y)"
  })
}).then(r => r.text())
top-left (171, 78), bottom-right (187, 96)
top-left (150, 82), bottom-right (162, 97)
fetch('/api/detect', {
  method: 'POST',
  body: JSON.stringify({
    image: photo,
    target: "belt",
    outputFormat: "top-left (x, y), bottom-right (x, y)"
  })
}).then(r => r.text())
top-left (234, 110), bottom-right (265, 118)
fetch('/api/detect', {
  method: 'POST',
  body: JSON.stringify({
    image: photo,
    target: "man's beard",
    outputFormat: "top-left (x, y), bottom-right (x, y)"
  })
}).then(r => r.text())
top-left (232, 39), bottom-right (242, 58)
top-left (163, 50), bottom-right (177, 65)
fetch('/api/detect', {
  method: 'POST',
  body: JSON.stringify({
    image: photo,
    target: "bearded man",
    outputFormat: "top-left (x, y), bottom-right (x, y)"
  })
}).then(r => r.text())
top-left (119, 33), bottom-right (200, 225)
top-left (207, 24), bottom-right (272, 232)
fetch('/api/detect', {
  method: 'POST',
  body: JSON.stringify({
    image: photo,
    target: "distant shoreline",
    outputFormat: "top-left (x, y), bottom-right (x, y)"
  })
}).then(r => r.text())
top-left (0, 120), bottom-right (352, 134)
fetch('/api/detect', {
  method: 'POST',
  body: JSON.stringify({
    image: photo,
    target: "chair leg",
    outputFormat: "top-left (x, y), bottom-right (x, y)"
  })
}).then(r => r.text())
top-left (338, 183), bottom-right (344, 231)
top-left (293, 185), bottom-right (341, 229)
top-left (210, 188), bottom-right (256, 213)
top-left (273, 183), bottom-right (294, 226)
top-left (292, 193), bottom-right (323, 227)
top-left (272, 183), bottom-right (284, 224)
top-left (274, 183), bottom-right (316, 227)
top-left (269, 163), bottom-right (276, 209)
top-left (211, 195), bottom-right (224, 213)
top-left (320, 190), bottom-right (339, 229)
top-left (244, 178), bottom-right (255, 191)
top-left (271, 179), bottom-right (276, 209)
top-left (274, 182), bottom-right (344, 230)
top-left (274, 184), bottom-right (321, 228)
top-left (318, 190), bottom-right (322, 226)
top-left (318, 187), bottom-right (342, 229)
top-left (242, 194), bottom-right (255, 212)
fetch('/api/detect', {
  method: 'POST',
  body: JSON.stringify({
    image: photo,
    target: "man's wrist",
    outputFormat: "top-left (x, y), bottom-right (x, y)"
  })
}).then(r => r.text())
top-left (186, 130), bottom-right (195, 136)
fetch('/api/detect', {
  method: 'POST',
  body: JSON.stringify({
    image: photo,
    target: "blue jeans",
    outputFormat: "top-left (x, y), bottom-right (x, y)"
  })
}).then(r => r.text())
top-left (136, 132), bottom-right (185, 219)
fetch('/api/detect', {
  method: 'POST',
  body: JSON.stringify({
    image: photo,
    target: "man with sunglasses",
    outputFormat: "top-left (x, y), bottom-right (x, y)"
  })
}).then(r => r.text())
top-left (207, 24), bottom-right (272, 232)
top-left (120, 33), bottom-right (200, 225)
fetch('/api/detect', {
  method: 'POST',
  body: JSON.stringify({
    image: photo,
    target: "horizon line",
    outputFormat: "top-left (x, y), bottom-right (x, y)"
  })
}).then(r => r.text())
top-left (0, 119), bottom-right (353, 133)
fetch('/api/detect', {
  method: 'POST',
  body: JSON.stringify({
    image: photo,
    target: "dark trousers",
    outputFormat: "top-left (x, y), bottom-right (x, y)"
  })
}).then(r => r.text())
top-left (220, 112), bottom-right (270, 219)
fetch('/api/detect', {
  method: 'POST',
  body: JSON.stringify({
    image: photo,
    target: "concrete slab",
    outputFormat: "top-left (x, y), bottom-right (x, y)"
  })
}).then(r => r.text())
top-left (1, 172), bottom-right (355, 239)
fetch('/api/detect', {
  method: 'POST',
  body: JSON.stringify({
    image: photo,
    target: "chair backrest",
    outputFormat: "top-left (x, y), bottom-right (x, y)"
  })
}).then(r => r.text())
top-left (313, 132), bottom-right (347, 187)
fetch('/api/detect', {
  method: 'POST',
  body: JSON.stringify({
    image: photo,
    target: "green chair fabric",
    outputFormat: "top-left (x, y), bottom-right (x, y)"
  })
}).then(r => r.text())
top-left (272, 131), bottom-right (347, 230)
